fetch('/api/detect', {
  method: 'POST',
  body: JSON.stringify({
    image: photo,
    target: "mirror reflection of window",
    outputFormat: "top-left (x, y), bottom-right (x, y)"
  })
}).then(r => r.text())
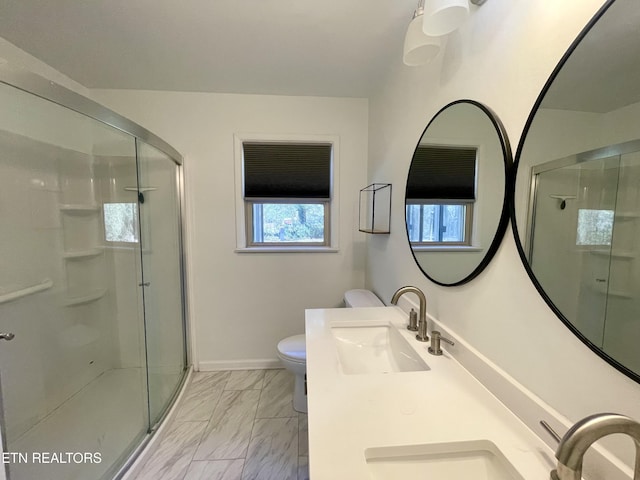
top-left (406, 145), bottom-right (476, 246)
top-left (406, 204), bottom-right (468, 244)
top-left (576, 209), bottom-right (614, 246)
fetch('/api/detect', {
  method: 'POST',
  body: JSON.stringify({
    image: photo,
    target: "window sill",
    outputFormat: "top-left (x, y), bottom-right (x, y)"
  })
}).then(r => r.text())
top-left (411, 245), bottom-right (483, 253)
top-left (235, 246), bottom-right (339, 254)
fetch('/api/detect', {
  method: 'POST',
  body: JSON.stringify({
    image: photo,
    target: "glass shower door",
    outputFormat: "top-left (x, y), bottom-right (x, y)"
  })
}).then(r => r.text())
top-left (602, 150), bottom-right (640, 373)
top-left (0, 82), bottom-right (149, 480)
top-left (136, 141), bottom-right (187, 425)
top-left (530, 155), bottom-right (620, 345)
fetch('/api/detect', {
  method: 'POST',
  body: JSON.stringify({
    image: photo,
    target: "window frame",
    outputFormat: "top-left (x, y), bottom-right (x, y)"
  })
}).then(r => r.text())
top-left (406, 201), bottom-right (474, 247)
top-left (245, 199), bottom-right (330, 247)
top-left (234, 133), bottom-right (339, 252)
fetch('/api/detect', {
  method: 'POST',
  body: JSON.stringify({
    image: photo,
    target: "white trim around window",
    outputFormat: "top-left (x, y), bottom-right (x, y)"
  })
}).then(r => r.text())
top-left (233, 133), bottom-right (340, 252)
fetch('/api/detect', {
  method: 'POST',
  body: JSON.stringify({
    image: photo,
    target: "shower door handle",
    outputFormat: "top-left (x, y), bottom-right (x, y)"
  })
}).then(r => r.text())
top-left (0, 333), bottom-right (15, 341)
top-left (138, 282), bottom-right (150, 287)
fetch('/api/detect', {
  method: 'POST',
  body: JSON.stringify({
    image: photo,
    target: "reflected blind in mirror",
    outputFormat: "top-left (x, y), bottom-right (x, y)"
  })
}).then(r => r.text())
top-left (406, 146), bottom-right (477, 201)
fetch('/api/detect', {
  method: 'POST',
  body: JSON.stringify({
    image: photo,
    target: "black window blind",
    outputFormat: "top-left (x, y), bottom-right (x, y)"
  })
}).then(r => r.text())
top-left (243, 143), bottom-right (331, 199)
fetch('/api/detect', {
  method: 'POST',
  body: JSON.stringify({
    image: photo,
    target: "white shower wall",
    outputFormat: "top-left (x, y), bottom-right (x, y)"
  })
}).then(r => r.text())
top-left (0, 84), bottom-right (147, 444)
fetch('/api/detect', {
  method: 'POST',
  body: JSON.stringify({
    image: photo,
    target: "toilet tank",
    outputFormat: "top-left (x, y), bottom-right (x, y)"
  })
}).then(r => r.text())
top-left (344, 289), bottom-right (384, 308)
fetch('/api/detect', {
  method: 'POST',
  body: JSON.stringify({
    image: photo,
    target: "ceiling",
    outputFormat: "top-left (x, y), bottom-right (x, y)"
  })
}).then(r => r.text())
top-left (0, 0), bottom-right (417, 98)
top-left (542, 0), bottom-right (640, 113)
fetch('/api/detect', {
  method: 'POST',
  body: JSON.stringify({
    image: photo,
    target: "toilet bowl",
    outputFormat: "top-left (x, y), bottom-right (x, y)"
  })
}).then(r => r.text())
top-left (277, 289), bottom-right (384, 413)
top-left (276, 334), bottom-right (307, 412)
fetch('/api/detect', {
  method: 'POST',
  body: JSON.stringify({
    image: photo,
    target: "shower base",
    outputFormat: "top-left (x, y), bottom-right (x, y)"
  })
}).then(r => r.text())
top-left (8, 367), bottom-right (148, 480)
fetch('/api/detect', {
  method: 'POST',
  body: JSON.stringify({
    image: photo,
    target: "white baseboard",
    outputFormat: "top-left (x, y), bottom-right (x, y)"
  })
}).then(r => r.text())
top-left (198, 358), bottom-right (283, 371)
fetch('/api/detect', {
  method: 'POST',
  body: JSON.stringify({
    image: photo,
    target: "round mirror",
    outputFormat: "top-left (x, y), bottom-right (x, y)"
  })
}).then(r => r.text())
top-left (512, 0), bottom-right (640, 382)
top-left (405, 100), bottom-right (512, 286)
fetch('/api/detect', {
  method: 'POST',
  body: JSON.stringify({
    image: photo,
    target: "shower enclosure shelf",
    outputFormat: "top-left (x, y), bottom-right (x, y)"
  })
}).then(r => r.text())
top-left (63, 248), bottom-right (104, 259)
top-left (589, 250), bottom-right (635, 259)
top-left (591, 285), bottom-right (633, 298)
top-left (589, 250), bottom-right (636, 260)
top-left (62, 288), bottom-right (107, 307)
top-left (59, 203), bottom-right (100, 213)
top-left (614, 212), bottom-right (640, 219)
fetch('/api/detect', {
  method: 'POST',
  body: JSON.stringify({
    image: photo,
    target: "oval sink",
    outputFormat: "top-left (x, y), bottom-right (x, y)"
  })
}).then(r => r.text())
top-left (331, 322), bottom-right (429, 375)
top-left (365, 440), bottom-right (525, 480)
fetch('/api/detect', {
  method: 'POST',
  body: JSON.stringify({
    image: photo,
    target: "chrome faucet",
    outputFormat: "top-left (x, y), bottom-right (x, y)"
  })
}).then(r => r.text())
top-left (551, 413), bottom-right (640, 480)
top-left (390, 286), bottom-right (428, 342)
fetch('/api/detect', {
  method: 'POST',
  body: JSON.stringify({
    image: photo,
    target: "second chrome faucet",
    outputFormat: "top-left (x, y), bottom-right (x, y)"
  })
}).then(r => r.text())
top-left (390, 286), bottom-right (429, 342)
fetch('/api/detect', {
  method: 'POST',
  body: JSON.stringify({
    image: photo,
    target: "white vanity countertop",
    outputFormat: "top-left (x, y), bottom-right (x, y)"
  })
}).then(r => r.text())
top-left (305, 306), bottom-right (557, 480)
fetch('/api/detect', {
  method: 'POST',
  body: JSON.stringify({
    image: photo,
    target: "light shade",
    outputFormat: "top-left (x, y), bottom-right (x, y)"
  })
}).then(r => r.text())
top-left (422, 0), bottom-right (469, 36)
top-left (403, 14), bottom-right (441, 66)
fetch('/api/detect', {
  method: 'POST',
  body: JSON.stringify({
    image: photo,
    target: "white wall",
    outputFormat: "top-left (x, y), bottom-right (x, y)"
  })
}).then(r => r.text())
top-left (91, 89), bottom-right (369, 369)
top-left (365, 0), bottom-right (640, 469)
top-left (0, 37), bottom-right (89, 97)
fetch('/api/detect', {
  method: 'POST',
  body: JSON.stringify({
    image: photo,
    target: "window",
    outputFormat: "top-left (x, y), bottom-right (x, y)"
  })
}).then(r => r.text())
top-left (103, 202), bottom-right (139, 243)
top-left (406, 203), bottom-right (470, 243)
top-left (576, 208), bottom-right (614, 246)
top-left (406, 145), bottom-right (476, 246)
top-left (242, 142), bottom-right (332, 247)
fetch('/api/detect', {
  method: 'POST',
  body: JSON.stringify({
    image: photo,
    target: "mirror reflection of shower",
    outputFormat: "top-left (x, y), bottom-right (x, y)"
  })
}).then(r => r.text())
top-left (528, 140), bottom-right (640, 374)
top-left (549, 194), bottom-right (576, 210)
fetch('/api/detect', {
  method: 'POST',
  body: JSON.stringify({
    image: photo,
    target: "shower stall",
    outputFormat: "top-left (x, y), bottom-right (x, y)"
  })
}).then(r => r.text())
top-left (0, 69), bottom-right (188, 479)
top-left (528, 140), bottom-right (640, 376)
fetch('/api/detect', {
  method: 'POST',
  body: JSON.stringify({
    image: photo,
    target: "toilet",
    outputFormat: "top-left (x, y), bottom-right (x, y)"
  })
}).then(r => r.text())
top-left (276, 289), bottom-right (384, 413)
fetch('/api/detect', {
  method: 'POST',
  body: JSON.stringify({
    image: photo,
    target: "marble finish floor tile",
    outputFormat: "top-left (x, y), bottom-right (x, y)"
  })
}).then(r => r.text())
top-left (256, 369), bottom-right (296, 419)
top-left (193, 389), bottom-right (260, 460)
top-left (183, 459), bottom-right (244, 480)
top-left (298, 413), bottom-right (308, 456)
top-left (242, 417), bottom-right (298, 480)
top-left (136, 421), bottom-right (208, 480)
top-left (176, 371), bottom-right (230, 421)
top-left (298, 456), bottom-right (309, 480)
top-left (133, 369), bottom-right (310, 480)
top-left (224, 370), bottom-right (265, 391)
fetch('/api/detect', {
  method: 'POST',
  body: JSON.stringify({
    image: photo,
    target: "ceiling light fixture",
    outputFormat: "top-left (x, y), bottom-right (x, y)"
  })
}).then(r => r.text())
top-left (422, 0), bottom-right (487, 37)
top-left (403, 0), bottom-right (441, 66)
top-left (403, 0), bottom-right (487, 66)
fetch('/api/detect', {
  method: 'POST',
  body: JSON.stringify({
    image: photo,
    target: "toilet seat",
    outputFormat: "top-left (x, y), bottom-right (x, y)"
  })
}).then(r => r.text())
top-left (277, 334), bottom-right (306, 363)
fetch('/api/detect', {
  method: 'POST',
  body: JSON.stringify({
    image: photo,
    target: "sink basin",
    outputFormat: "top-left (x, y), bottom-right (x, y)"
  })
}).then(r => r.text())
top-left (365, 440), bottom-right (525, 480)
top-left (331, 322), bottom-right (429, 375)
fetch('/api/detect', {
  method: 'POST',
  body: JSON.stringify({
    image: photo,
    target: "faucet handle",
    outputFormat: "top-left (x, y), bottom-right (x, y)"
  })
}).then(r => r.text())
top-left (407, 309), bottom-right (418, 331)
top-left (428, 330), bottom-right (454, 355)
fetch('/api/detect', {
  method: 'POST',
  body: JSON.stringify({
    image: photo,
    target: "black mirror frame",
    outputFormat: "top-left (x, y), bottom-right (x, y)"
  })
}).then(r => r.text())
top-left (508, 0), bottom-right (640, 384)
top-left (405, 99), bottom-right (513, 287)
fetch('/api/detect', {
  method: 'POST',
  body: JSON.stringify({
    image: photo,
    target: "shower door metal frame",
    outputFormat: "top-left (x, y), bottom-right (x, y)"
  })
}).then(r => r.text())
top-left (0, 64), bottom-right (192, 479)
top-left (525, 138), bottom-right (640, 261)
top-left (0, 65), bottom-right (182, 164)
